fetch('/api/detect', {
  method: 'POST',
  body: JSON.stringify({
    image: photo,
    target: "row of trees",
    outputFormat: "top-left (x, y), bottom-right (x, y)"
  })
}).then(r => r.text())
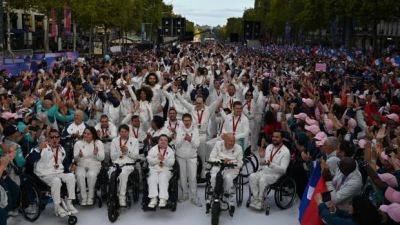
top-left (8, 0), bottom-right (187, 53)
top-left (218, 0), bottom-right (400, 51)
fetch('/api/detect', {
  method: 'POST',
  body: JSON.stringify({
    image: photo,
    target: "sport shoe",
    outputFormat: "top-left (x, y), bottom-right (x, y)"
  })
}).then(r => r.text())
top-left (65, 199), bottom-right (79, 214)
top-left (148, 198), bottom-right (158, 208)
top-left (179, 193), bottom-right (188, 202)
top-left (86, 198), bottom-right (94, 206)
top-left (190, 197), bottom-right (202, 207)
top-left (254, 199), bottom-right (263, 210)
top-left (119, 196), bottom-right (127, 207)
top-left (8, 209), bottom-right (18, 217)
top-left (159, 198), bottom-right (167, 207)
top-left (81, 197), bottom-right (87, 206)
top-left (60, 200), bottom-right (72, 216)
top-left (54, 204), bottom-right (68, 217)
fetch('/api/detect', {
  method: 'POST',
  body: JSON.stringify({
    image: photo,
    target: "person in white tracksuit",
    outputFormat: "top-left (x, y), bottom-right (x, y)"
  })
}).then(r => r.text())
top-left (95, 114), bottom-right (117, 163)
top-left (73, 126), bottom-right (105, 206)
top-left (110, 124), bottom-right (139, 207)
top-left (249, 131), bottom-right (291, 210)
top-left (178, 91), bottom-right (222, 179)
top-left (146, 135), bottom-right (175, 208)
top-left (208, 134), bottom-right (243, 206)
top-left (30, 129), bottom-right (78, 217)
top-left (221, 101), bottom-right (250, 151)
top-left (175, 113), bottom-right (201, 206)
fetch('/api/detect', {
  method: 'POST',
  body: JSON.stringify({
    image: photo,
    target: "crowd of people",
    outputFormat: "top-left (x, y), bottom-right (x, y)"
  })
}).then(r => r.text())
top-left (0, 41), bottom-right (400, 225)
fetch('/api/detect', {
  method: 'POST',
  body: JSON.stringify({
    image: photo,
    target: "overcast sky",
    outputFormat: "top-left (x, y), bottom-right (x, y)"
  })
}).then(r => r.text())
top-left (163, 0), bottom-right (255, 27)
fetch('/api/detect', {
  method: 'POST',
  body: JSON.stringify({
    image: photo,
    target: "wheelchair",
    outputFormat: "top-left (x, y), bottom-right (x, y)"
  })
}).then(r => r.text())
top-left (204, 161), bottom-right (244, 225)
top-left (19, 172), bottom-right (78, 225)
top-left (141, 157), bottom-right (180, 212)
top-left (107, 162), bottom-right (141, 222)
top-left (245, 165), bottom-right (297, 215)
top-left (240, 146), bottom-right (259, 185)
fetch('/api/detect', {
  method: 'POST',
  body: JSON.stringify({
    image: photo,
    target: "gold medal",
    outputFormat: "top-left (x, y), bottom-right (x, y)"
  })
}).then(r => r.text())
top-left (54, 164), bottom-right (59, 169)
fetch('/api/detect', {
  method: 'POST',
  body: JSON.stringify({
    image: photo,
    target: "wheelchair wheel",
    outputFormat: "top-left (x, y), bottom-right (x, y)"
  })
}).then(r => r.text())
top-left (20, 181), bottom-right (41, 222)
top-left (274, 178), bottom-right (296, 210)
top-left (108, 208), bottom-right (119, 223)
top-left (132, 170), bottom-right (140, 203)
top-left (240, 156), bottom-right (258, 185)
top-left (211, 201), bottom-right (221, 225)
top-left (235, 175), bottom-right (243, 206)
top-left (68, 215), bottom-right (78, 225)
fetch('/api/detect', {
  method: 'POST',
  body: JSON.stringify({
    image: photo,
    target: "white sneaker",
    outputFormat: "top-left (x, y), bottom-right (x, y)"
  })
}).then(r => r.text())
top-left (8, 210), bottom-right (18, 217)
top-left (179, 193), bottom-right (188, 202)
top-left (86, 198), bottom-right (94, 206)
top-left (158, 198), bottom-right (167, 207)
top-left (254, 199), bottom-right (263, 210)
top-left (81, 197), bottom-right (87, 206)
top-left (119, 196), bottom-right (127, 207)
top-left (60, 200), bottom-right (72, 216)
top-left (54, 205), bottom-right (68, 217)
top-left (148, 198), bottom-right (158, 208)
top-left (65, 200), bottom-right (79, 214)
top-left (190, 197), bottom-right (202, 207)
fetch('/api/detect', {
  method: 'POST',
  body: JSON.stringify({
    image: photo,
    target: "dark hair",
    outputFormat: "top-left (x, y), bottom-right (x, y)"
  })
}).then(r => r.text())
top-left (136, 86), bottom-right (153, 102)
top-left (118, 124), bottom-right (130, 133)
top-left (85, 126), bottom-right (99, 140)
top-left (100, 114), bottom-right (109, 120)
top-left (339, 140), bottom-right (356, 157)
top-left (49, 128), bottom-right (59, 136)
top-left (152, 116), bottom-right (165, 129)
top-left (182, 113), bottom-right (192, 120)
top-left (264, 110), bottom-right (276, 125)
top-left (352, 195), bottom-right (381, 225)
top-left (233, 101), bottom-right (242, 107)
top-left (169, 108), bottom-right (177, 113)
top-left (145, 73), bottom-right (159, 85)
top-left (131, 115), bottom-right (139, 120)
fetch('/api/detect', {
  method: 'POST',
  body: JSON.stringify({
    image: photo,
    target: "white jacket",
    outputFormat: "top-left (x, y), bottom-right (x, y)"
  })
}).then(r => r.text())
top-left (260, 144), bottom-right (291, 177)
top-left (147, 145), bottom-right (175, 171)
top-left (73, 140), bottom-right (105, 168)
top-left (209, 141), bottom-right (243, 171)
top-left (34, 145), bottom-right (66, 177)
top-left (175, 125), bottom-right (200, 159)
top-left (66, 122), bottom-right (86, 137)
top-left (110, 136), bottom-right (139, 165)
top-left (95, 122), bottom-right (117, 140)
top-left (222, 113), bottom-right (250, 141)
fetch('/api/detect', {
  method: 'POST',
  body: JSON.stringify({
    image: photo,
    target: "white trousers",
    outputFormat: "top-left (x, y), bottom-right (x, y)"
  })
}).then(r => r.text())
top-left (198, 134), bottom-right (208, 178)
top-left (249, 118), bottom-right (260, 152)
top-left (210, 167), bottom-right (238, 203)
top-left (76, 165), bottom-right (101, 200)
top-left (177, 157), bottom-right (197, 199)
top-left (249, 171), bottom-right (280, 200)
top-left (41, 173), bottom-right (76, 205)
top-left (116, 166), bottom-right (134, 198)
top-left (148, 169), bottom-right (171, 200)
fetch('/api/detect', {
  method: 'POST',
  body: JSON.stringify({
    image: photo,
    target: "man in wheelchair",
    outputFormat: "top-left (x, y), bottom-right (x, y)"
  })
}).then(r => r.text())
top-left (146, 134), bottom-right (175, 208)
top-left (28, 129), bottom-right (78, 217)
top-left (249, 131), bottom-right (290, 210)
top-left (208, 134), bottom-right (243, 208)
top-left (109, 124), bottom-right (139, 207)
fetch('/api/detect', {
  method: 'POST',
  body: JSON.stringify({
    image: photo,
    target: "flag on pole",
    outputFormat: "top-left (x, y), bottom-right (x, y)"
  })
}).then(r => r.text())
top-left (50, 8), bottom-right (58, 38)
top-left (64, 6), bottom-right (72, 36)
top-left (299, 162), bottom-right (328, 225)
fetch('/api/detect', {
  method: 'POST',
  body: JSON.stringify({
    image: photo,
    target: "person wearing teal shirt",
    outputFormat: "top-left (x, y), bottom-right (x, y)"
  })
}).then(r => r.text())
top-left (35, 98), bottom-right (75, 124)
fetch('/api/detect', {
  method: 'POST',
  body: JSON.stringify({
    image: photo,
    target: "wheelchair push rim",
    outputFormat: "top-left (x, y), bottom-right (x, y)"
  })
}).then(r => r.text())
top-left (274, 178), bottom-right (296, 210)
top-left (20, 181), bottom-right (42, 222)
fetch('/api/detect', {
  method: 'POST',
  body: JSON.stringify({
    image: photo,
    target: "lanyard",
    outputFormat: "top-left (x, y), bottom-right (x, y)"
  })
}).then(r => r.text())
top-left (102, 128), bottom-right (108, 136)
top-left (269, 144), bottom-right (283, 163)
top-left (216, 90), bottom-right (220, 96)
top-left (169, 121), bottom-right (178, 132)
top-left (120, 137), bottom-right (128, 148)
top-left (52, 146), bottom-right (60, 168)
top-left (197, 109), bottom-right (204, 125)
top-left (232, 115), bottom-right (241, 133)
top-left (132, 127), bottom-right (139, 138)
top-left (158, 146), bottom-right (168, 158)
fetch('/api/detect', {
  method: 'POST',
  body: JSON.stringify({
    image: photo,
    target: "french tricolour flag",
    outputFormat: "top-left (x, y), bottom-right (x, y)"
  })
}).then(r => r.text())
top-left (298, 162), bottom-right (327, 225)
